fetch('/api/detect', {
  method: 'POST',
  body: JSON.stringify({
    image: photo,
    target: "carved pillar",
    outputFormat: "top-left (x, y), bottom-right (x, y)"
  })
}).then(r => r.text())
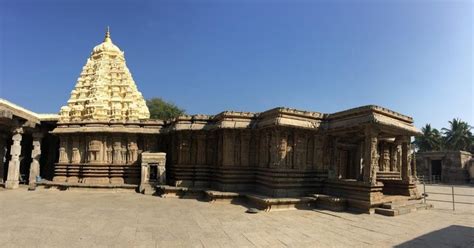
top-left (401, 136), bottom-right (412, 182)
top-left (28, 132), bottom-right (43, 186)
top-left (363, 126), bottom-right (379, 185)
top-left (5, 128), bottom-right (23, 189)
top-left (58, 135), bottom-right (69, 163)
top-left (0, 133), bottom-right (7, 183)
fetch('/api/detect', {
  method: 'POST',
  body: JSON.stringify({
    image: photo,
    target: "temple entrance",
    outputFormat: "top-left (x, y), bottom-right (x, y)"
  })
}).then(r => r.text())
top-left (344, 150), bottom-right (359, 180)
top-left (431, 160), bottom-right (442, 181)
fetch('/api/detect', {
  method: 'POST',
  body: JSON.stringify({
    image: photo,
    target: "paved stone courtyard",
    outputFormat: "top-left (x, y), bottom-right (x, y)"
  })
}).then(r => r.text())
top-left (0, 188), bottom-right (473, 248)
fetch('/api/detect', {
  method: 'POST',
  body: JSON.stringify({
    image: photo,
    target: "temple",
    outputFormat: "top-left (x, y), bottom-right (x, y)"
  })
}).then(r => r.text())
top-left (0, 29), bottom-right (426, 214)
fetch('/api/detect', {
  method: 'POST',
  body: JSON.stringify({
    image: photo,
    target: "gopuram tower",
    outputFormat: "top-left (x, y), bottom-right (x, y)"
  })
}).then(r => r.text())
top-left (52, 28), bottom-right (162, 185)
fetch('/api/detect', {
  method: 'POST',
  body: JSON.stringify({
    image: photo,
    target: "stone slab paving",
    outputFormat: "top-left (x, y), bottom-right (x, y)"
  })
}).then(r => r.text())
top-left (0, 188), bottom-right (473, 248)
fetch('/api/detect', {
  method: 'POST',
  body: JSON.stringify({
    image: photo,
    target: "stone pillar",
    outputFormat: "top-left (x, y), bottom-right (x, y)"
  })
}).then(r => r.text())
top-left (5, 128), bottom-right (23, 189)
top-left (28, 132), bottom-right (43, 187)
top-left (0, 133), bottom-right (7, 184)
top-left (363, 126), bottom-right (379, 185)
top-left (401, 136), bottom-right (412, 182)
top-left (411, 151), bottom-right (417, 179)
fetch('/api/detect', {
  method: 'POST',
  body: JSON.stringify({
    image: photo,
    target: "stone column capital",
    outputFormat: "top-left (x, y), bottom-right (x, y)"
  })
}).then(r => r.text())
top-left (11, 127), bottom-right (23, 135)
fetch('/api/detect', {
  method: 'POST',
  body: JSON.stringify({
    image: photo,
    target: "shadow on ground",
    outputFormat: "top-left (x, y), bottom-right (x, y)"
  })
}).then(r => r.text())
top-left (395, 225), bottom-right (474, 248)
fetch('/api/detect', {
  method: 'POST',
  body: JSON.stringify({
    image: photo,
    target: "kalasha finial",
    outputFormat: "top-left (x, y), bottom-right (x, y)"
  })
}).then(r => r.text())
top-left (104, 26), bottom-right (111, 42)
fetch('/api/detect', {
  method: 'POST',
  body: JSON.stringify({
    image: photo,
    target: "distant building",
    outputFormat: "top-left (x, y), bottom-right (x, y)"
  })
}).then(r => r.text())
top-left (416, 151), bottom-right (472, 183)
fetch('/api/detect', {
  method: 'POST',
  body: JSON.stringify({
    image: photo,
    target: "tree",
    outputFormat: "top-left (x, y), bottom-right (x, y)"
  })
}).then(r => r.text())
top-left (441, 118), bottom-right (473, 151)
top-left (413, 124), bottom-right (443, 152)
top-left (146, 97), bottom-right (185, 120)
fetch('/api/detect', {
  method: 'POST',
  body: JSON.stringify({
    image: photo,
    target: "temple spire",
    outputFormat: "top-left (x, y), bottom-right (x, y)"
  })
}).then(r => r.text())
top-left (104, 26), bottom-right (111, 42)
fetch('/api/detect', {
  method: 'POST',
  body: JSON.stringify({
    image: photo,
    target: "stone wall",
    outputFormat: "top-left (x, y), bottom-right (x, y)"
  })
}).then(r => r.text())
top-left (165, 127), bottom-right (328, 197)
top-left (53, 133), bottom-right (158, 185)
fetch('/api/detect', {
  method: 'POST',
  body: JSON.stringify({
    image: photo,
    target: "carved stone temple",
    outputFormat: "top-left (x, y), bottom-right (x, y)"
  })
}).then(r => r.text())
top-left (0, 29), bottom-right (425, 214)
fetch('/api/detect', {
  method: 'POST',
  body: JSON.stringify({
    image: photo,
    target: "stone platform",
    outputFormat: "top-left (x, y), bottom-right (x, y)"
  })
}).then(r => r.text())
top-left (375, 200), bottom-right (433, 216)
top-left (155, 185), bottom-right (435, 215)
top-left (36, 180), bottom-right (137, 192)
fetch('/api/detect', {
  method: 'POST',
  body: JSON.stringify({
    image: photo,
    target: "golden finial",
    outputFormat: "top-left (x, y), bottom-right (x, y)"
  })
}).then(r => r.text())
top-left (104, 26), bottom-right (111, 42)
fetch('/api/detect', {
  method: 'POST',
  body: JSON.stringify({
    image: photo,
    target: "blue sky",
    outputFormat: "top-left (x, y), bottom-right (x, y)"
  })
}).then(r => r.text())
top-left (0, 0), bottom-right (472, 130)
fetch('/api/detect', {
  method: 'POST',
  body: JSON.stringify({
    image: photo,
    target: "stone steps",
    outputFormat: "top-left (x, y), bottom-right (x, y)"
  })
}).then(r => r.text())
top-left (205, 190), bottom-right (242, 203)
top-left (245, 194), bottom-right (316, 212)
top-left (375, 200), bottom-right (433, 216)
top-left (308, 194), bottom-right (347, 211)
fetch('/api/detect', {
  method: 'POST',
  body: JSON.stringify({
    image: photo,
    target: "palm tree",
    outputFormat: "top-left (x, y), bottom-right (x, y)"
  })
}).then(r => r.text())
top-left (413, 124), bottom-right (442, 152)
top-left (441, 118), bottom-right (473, 151)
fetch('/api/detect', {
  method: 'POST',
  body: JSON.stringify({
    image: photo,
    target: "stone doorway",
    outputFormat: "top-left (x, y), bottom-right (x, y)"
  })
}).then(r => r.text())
top-left (431, 159), bottom-right (442, 180)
